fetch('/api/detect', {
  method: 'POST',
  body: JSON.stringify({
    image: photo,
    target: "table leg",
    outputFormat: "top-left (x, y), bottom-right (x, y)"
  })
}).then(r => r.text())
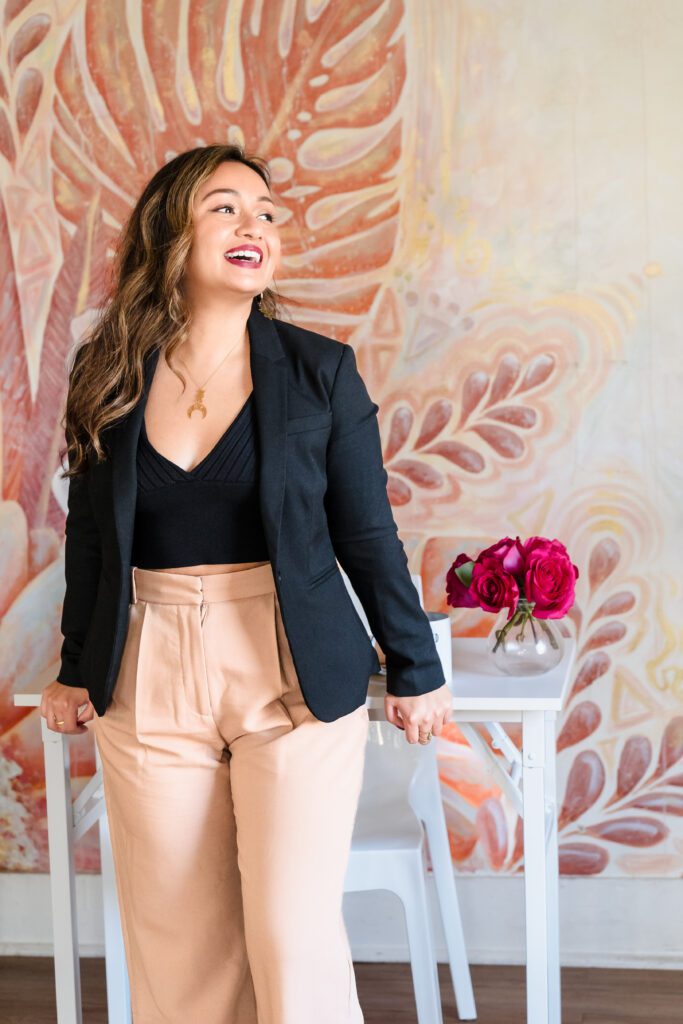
top-left (95, 740), bottom-right (132, 1023)
top-left (522, 710), bottom-right (549, 1024)
top-left (545, 711), bottom-right (561, 1022)
top-left (42, 720), bottom-right (82, 1024)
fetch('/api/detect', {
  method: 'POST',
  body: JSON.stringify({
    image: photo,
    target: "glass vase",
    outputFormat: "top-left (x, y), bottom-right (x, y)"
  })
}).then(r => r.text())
top-left (487, 599), bottom-right (564, 676)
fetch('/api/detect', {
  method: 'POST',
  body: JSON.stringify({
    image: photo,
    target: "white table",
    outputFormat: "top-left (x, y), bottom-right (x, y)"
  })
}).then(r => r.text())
top-left (366, 635), bottom-right (576, 1024)
top-left (16, 633), bottom-right (574, 1024)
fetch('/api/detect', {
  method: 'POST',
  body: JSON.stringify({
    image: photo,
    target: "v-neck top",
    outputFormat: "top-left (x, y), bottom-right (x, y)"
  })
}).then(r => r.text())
top-left (130, 392), bottom-right (270, 569)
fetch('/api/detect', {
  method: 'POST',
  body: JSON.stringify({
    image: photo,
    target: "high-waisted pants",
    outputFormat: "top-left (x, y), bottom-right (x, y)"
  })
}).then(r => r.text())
top-left (91, 562), bottom-right (369, 1024)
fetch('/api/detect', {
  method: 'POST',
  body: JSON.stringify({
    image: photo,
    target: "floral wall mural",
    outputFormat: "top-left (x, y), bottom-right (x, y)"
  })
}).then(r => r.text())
top-left (1, 0), bottom-right (682, 879)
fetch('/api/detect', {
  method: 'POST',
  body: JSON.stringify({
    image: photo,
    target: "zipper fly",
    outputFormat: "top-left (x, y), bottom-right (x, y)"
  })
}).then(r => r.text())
top-left (199, 578), bottom-right (209, 626)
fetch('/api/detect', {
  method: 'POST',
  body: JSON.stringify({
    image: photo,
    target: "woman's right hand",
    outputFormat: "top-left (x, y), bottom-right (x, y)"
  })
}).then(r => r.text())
top-left (40, 681), bottom-right (95, 734)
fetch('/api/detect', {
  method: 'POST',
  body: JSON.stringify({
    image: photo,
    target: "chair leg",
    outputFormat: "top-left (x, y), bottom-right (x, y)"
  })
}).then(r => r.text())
top-left (43, 721), bottom-right (82, 1024)
top-left (421, 794), bottom-right (477, 1019)
top-left (394, 855), bottom-right (445, 1024)
top-left (99, 798), bottom-right (132, 1023)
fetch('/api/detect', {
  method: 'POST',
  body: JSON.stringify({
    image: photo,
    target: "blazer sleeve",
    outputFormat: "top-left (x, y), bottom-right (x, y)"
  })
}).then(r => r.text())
top-left (55, 445), bottom-right (103, 690)
top-left (323, 342), bottom-right (446, 699)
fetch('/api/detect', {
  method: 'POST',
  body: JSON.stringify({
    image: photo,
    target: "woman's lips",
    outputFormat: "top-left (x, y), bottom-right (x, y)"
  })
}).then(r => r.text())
top-left (224, 244), bottom-right (263, 268)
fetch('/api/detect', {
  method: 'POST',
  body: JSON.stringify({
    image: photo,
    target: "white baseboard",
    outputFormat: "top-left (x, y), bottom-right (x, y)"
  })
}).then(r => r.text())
top-left (2, 872), bottom-right (682, 969)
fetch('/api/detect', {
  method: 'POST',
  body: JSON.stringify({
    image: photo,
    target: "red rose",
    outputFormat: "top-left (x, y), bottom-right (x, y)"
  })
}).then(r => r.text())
top-left (522, 536), bottom-right (579, 618)
top-left (445, 553), bottom-right (479, 609)
top-left (471, 555), bottom-right (520, 620)
top-left (478, 535), bottom-right (526, 577)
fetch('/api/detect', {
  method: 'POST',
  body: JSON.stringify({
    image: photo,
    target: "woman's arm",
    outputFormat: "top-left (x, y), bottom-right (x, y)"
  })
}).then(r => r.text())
top-left (323, 343), bottom-right (446, 699)
top-left (55, 447), bottom-right (102, 689)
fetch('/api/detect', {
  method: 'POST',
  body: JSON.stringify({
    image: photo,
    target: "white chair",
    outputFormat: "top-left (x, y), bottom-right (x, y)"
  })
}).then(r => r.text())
top-left (341, 566), bottom-right (477, 1022)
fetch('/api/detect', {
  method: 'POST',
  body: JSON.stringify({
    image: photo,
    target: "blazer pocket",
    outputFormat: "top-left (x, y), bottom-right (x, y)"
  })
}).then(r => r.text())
top-left (286, 410), bottom-right (333, 434)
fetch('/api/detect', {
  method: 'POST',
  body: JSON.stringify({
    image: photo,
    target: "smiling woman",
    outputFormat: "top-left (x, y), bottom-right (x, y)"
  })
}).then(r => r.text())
top-left (48, 142), bottom-right (449, 1024)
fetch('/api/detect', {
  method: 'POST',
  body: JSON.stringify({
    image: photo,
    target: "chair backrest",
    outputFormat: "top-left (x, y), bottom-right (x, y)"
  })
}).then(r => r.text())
top-left (339, 564), bottom-right (425, 640)
top-left (340, 564), bottom-right (436, 801)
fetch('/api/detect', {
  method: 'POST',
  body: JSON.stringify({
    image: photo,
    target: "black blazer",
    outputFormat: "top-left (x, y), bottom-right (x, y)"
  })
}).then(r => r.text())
top-left (57, 303), bottom-right (446, 721)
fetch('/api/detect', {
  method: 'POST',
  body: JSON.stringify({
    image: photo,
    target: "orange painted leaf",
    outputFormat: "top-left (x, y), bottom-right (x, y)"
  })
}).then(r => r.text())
top-left (557, 702), bottom-right (602, 752)
top-left (390, 459), bottom-right (443, 489)
top-left (588, 537), bottom-right (620, 592)
top-left (423, 441), bottom-right (485, 473)
top-left (584, 818), bottom-right (669, 846)
top-left (485, 405), bottom-right (537, 428)
top-left (484, 354), bottom-right (521, 407)
top-left (558, 750), bottom-right (605, 829)
top-left (476, 797), bottom-right (508, 871)
top-left (558, 843), bottom-right (609, 875)
top-left (384, 406), bottom-right (413, 461)
top-left (415, 399), bottom-right (454, 448)
top-left (608, 735), bottom-right (652, 804)
top-left (469, 424), bottom-right (524, 459)
top-left (569, 652), bottom-right (611, 701)
top-left (622, 792), bottom-right (683, 816)
top-left (457, 370), bottom-right (489, 427)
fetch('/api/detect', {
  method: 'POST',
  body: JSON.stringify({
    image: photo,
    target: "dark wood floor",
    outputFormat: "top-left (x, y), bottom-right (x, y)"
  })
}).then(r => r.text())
top-left (1, 957), bottom-right (680, 1022)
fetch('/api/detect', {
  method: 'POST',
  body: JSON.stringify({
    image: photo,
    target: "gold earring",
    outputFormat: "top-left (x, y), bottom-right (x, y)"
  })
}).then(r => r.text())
top-left (258, 292), bottom-right (275, 319)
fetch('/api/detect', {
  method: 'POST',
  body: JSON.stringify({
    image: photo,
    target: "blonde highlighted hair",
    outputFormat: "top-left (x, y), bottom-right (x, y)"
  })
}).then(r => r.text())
top-left (61, 144), bottom-right (279, 478)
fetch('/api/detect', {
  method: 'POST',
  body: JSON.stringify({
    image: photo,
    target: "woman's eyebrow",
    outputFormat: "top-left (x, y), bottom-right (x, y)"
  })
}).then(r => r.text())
top-left (201, 187), bottom-right (274, 205)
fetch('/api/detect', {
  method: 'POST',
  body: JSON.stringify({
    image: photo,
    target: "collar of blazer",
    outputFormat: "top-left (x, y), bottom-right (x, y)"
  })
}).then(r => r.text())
top-left (110, 299), bottom-right (289, 574)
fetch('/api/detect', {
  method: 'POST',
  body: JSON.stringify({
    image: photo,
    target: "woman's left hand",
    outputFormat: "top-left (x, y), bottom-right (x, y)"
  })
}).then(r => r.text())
top-left (384, 684), bottom-right (453, 744)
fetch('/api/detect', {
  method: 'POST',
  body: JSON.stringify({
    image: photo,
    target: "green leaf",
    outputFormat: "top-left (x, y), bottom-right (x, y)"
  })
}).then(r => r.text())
top-left (454, 560), bottom-right (474, 587)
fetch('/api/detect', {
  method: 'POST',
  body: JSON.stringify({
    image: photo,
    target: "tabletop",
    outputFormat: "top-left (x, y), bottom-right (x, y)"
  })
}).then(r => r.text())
top-left (366, 635), bottom-right (576, 720)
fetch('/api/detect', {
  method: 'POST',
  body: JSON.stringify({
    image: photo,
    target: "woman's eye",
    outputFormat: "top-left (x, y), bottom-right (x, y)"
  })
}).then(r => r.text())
top-left (213, 205), bottom-right (275, 223)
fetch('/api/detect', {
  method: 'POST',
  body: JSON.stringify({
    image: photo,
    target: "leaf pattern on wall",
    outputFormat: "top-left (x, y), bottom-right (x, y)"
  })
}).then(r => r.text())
top-left (605, 735), bottom-right (652, 806)
top-left (0, 195), bottom-right (31, 504)
top-left (0, 10), bottom-right (51, 157)
top-left (0, 2), bottom-right (680, 883)
top-left (50, 0), bottom-right (407, 337)
top-left (476, 796), bottom-right (508, 870)
top-left (383, 349), bottom-right (556, 507)
top-left (558, 750), bottom-right (606, 829)
top-left (556, 701), bottom-right (602, 752)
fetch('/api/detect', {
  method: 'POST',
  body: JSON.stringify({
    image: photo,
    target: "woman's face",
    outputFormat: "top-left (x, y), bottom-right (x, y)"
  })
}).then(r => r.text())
top-left (184, 160), bottom-right (281, 307)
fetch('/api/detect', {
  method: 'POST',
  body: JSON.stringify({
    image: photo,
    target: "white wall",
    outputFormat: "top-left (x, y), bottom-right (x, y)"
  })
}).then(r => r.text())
top-left (3, 873), bottom-right (682, 969)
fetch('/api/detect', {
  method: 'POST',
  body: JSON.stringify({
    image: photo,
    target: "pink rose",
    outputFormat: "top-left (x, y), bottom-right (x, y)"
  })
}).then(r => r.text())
top-left (478, 535), bottom-right (526, 577)
top-left (522, 536), bottom-right (579, 618)
top-left (471, 555), bottom-right (520, 620)
top-left (445, 553), bottom-right (479, 609)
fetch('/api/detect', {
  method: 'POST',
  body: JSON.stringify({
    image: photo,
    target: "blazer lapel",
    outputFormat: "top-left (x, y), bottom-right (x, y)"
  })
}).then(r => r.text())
top-left (111, 301), bottom-right (288, 574)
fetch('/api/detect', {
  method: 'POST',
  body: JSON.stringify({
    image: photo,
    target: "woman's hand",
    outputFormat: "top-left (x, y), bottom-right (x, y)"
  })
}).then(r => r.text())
top-left (384, 683), bottom-right (452, 744)
top-left (40, 681), bottom-right (95, 735)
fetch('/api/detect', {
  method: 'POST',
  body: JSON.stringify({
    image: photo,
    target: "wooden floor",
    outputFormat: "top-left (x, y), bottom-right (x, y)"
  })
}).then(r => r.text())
top-left (1, 957), bottom-right (680, 1022)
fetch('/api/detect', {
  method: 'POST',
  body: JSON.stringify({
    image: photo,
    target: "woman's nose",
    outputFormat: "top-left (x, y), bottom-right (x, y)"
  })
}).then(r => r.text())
top-left (237, 216), bottom-right (263, 238)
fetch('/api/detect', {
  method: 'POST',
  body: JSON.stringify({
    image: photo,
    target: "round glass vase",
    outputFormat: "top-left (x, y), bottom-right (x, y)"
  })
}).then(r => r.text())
top-left (487, 600), bottom-right (564, 676)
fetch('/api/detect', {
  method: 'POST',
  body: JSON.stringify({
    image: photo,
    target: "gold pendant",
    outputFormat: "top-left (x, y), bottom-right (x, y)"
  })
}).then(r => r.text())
top-left (187, 388), bottom-right (207, 418)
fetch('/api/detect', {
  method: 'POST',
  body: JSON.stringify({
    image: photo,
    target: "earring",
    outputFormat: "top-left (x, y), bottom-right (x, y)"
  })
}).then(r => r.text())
top-left (258, 292), bottom-right (275, 319)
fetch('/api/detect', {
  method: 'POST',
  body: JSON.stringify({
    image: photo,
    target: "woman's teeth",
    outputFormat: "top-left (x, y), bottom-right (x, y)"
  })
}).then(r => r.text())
top-left (225, 250), bottom-right (262, 264)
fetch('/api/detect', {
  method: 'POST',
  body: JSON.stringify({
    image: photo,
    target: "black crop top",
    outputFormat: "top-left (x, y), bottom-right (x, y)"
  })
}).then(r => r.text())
top-left (130, 392), bottom-right (270, 570)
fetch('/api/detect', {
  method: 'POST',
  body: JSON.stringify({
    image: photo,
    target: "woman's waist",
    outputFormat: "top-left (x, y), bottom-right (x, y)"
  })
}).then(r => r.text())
top-left (130, 561), bottom-right (275, 604)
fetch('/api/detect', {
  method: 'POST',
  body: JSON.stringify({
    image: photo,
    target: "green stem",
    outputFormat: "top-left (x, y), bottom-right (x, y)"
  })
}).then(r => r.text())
top-left (537, 617), bottom-right (560, 650)
top-left (529, 613), bottom-right (539, 644)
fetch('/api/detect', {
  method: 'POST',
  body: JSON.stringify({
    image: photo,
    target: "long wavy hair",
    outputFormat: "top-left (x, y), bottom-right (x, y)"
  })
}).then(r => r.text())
top-left (60, 144), bottom-right (280, 479)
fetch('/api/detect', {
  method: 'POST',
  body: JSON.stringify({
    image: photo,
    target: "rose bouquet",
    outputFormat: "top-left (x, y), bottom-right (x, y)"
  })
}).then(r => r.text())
top-left (445, 536), bottom-right (579, 673)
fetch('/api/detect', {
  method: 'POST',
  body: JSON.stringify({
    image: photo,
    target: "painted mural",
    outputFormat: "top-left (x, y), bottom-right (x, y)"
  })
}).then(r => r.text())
top-left (1, 0), bottom-right (681, 879)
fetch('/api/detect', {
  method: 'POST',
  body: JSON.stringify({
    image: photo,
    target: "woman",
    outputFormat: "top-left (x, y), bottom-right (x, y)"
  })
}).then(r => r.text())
top-left (41, 144), bottom-right (452, 1023)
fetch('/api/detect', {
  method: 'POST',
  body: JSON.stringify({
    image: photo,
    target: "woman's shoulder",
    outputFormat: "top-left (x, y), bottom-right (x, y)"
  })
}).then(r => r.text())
top-left (272, 315), bottom-right (346, 365)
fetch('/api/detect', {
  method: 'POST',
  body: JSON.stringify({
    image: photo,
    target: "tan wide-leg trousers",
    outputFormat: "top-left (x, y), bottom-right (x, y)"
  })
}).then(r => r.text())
top-left (92, 562), bottom-right (368, 1024)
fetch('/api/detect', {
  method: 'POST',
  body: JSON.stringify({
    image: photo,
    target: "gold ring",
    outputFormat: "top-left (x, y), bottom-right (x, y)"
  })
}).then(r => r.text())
top-left (54, 720), bottom-right (65, 726)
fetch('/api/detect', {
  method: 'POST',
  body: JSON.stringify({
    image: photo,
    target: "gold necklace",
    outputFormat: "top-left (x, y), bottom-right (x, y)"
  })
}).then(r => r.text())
top-left (175, 330), bottom-right (247, 419)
